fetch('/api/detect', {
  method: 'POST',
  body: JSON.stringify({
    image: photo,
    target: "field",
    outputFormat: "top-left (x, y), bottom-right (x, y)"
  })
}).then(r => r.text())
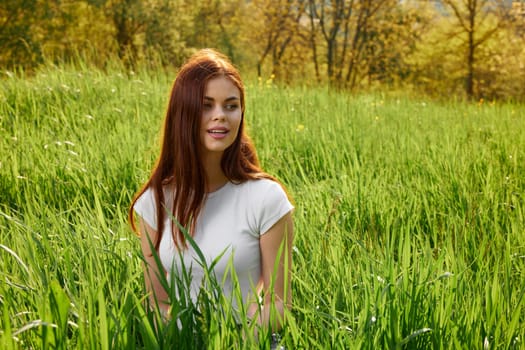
top-left (1, 65), bottom-right (524, 349)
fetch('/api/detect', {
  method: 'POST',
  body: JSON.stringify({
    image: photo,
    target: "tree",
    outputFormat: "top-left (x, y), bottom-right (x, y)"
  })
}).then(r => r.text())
top-left (100, 0), bottom-right (148, 65)
top-left (173, 0), bottom-right (246, 64)
top-left (0, 0), bottom-right (42, 69)
top-left (141, 0), bottom-right (192, 68)
top-left (440, 0), bottom-right (513, 98)
top-left (247, 0), bottom-right (306, 78)
top-left (307, 0), bottom-right (396, 89)
top-left (363, 3), bottom-right (428, 86)
top-left (95, 0), bottom-right (192, 68)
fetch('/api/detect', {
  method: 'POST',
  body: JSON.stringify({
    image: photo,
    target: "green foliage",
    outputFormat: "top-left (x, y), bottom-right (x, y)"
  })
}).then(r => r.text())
top-left (406, 0), bottom-right (525, 101)
top-left (0, 65), bottom-right (524, 348)
top-left (2, 0), bottom-right (525, 100)
top-left (0, 0), bottom-right (41, 68)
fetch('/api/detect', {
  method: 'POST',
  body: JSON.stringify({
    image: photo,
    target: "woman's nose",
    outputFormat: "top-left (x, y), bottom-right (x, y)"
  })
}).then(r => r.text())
top-left (212, 106), bottom-right (226, 120)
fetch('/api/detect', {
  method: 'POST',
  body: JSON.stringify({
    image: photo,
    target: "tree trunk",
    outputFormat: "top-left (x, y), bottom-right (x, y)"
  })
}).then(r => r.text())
top-left (308, 0), bottom-right (320, 82)
top-left (466, 30), bottom-right (475, 98)
top-left (466, 0), bottom-right (475, 98)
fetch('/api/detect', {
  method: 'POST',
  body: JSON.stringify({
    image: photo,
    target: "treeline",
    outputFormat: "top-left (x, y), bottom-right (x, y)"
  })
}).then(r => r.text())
top-left (2, 0), bottom-right (525, 100)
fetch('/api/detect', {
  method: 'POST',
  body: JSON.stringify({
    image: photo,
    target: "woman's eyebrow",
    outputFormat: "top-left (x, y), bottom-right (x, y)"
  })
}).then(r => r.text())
top-left (204, 96), bottom-right (240, 101)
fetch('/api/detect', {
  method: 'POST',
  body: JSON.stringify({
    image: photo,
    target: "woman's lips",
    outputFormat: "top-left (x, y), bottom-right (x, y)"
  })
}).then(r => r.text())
top-left (207, 128), bottom-right (229, 139)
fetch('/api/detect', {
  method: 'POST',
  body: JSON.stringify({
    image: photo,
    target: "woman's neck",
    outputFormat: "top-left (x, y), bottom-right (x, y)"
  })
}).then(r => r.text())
top-left (202, 152), bottom-right (228, 193)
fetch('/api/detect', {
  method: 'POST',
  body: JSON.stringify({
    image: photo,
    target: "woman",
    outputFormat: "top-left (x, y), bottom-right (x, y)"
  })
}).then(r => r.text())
top-left (129, 49), bottom-right (294, 337)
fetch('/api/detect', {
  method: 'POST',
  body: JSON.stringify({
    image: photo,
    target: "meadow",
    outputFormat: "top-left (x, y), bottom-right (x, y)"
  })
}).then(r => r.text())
top-left (0, 65), bottom-right (524, 349)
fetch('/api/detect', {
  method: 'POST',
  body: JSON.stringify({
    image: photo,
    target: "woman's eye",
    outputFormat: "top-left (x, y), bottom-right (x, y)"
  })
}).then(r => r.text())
top-left (203, 103), bottom-right (212, 109)
top-left (225, 104), bottom-right (238, 110)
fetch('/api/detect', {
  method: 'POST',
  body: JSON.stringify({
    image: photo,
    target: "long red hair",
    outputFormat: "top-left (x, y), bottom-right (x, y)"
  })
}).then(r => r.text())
top-left (129, 49), bottom-right (275, 250)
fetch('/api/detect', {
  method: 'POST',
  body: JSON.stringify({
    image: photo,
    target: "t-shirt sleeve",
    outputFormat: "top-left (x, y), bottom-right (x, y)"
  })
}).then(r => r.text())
top-left (133, 188), bottom-right (158, 230)
top-left (258, 181), bottom-right (294, 235)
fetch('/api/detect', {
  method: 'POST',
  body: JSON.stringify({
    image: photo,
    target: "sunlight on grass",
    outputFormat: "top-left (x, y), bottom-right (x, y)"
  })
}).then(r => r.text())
top-left (0, 64), bottom-right (524, 348)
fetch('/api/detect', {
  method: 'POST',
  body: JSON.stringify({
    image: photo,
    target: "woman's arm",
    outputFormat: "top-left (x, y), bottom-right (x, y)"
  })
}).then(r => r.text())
top-left (138, 218), bottom-right (170, 315)
top-left (249, 211), bottom-right (294, 330)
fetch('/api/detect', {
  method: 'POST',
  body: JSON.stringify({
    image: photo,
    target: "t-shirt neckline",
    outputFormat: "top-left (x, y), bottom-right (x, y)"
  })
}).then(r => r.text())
top-left (206, 181), bottom-right (232, 199)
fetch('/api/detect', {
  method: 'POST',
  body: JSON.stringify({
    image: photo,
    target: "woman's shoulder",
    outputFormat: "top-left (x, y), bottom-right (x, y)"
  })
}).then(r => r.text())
top-left (133, 184), bottom-right (175, 230)
top-left (235, 177), bottom-right (284, 193)
top-left (230, 178), bottom-right (289, 204)
top-left (135, 186), bottom-right (155, 208)
top-left (233, 178), bottom-right (293, 234)
top-left (134, 184), bottom-right (174, 213)
top-left (133, 187), bottom-right (158, 229)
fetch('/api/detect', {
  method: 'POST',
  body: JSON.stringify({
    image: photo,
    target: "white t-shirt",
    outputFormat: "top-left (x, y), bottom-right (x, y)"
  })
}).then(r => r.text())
top-left (134, 179), bottom-right (293, 307)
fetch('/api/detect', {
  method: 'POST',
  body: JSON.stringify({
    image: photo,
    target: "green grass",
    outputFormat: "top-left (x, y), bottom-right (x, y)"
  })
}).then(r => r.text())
top-left (0, 65), bottom-right (524, 349)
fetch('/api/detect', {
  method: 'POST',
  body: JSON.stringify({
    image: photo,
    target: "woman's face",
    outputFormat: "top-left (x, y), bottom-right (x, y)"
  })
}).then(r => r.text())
top-left (200, 76), bottom-right (242, 158)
